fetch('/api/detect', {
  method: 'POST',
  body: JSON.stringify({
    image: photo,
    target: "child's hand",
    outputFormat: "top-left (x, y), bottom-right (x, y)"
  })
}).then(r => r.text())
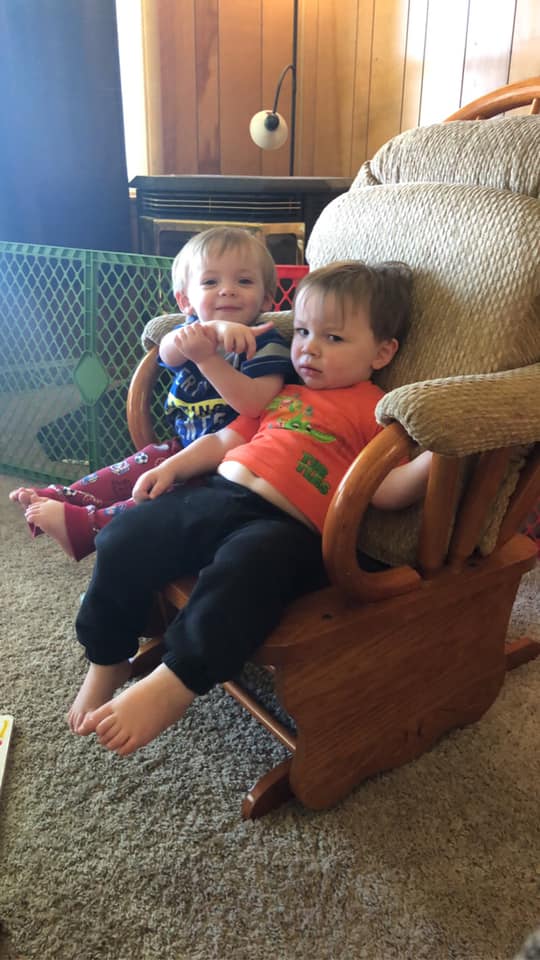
top-left (206, 320), bottom-right (274, 359)
top-left (173, 321), bottom-right (218, 363)
top-left (132, 464), bottom-right (176, 502)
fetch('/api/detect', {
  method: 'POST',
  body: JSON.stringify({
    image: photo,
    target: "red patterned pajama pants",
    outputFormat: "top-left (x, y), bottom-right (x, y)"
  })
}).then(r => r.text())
top-left (27, 439), bottom-right (181, 560)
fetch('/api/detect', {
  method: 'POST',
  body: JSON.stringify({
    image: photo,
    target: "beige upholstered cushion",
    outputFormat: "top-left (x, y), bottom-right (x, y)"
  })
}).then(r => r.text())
top-left (141, 313), bottom-right (183, 351)
top-left (307, 178), bottom-right (539, 565)
top-left (376, 365), bottom-right (540, 456)
top-left (353, 117), bottom-right (540, 198)
top-left (307, 182), bottom-right (539, 388)
top-left (357, 443), bottom-right (529, 566)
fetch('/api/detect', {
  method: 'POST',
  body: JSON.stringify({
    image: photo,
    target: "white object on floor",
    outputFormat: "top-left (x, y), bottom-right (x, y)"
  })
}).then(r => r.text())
top-left (0, 715), bottom-right (14, 792)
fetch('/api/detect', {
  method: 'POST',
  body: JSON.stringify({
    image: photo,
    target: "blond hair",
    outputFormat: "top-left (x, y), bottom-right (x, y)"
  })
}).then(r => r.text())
top-left (171, 227), bottom-right (277, 299)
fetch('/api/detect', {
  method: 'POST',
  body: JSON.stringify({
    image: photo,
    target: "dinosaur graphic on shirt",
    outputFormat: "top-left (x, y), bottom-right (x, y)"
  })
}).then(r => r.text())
top-left (266, 395), bottom-right (336, 443)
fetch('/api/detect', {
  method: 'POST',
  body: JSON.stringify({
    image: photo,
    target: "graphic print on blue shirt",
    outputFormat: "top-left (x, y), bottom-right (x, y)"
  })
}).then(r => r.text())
top-left (165, 360), bottom-right (233, 446)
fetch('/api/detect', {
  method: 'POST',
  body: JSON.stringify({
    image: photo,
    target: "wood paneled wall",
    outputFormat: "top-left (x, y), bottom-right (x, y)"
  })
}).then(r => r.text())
top-left (142, 0), bottom-right (294, 176)
top-left (143, 0), bottom-right (539, 178)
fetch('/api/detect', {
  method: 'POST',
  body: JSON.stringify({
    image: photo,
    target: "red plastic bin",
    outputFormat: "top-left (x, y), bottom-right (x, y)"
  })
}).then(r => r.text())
top-left (272, 264), bottom-right (309, 311)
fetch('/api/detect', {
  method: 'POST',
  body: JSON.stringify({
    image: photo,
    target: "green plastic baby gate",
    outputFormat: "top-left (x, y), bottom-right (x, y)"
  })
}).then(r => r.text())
top-left (0, 242), bottom-right (175, 484)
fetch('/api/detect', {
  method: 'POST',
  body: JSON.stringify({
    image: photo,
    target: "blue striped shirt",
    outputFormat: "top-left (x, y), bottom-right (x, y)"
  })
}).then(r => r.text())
top-left (161, 318), bottom-right (293, 447)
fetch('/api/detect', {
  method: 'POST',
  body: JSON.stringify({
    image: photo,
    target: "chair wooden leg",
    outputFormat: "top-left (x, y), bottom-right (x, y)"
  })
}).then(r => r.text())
top-left (241, 758), bottom-right (294, 819)
top-left (223, 680), bottom-right (296, 751)
top-left (223, 682), bottom-right (296, 817)
top-left (505, 636), bottom-right (540, 671)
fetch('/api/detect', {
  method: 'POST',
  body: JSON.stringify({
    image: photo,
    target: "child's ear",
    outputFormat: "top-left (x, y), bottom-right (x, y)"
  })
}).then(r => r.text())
top-left (372, 338), bottom-right (399, 370)
top-left (260, 291), bottom-right (274, 313)
top-left (175, 291), bottom-right (195, 315)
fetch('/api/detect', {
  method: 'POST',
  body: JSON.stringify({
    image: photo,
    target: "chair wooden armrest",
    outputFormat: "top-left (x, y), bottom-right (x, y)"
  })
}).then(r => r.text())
top-left (445, 76), bottom-right (540, 120)
top-left (323, 423), bottom-right (421, 601)
top-left (126, 346), bottom-right (161, 449)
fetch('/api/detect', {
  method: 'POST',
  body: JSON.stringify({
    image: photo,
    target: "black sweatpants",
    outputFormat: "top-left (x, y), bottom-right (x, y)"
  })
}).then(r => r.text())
top-left (75, 475), bottom-right (327, 694)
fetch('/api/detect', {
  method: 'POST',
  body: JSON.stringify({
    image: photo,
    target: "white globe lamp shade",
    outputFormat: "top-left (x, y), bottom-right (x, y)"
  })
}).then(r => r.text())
top-left (249, 110), bottom-right (289, 150)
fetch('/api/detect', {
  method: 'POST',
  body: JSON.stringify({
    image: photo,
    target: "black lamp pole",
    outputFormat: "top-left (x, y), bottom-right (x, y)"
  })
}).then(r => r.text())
top-left (266, 62), bottom-right (296, 176)
top-left (289, 0), bottom-right (298, 176)
top-left (249, 0), bottom-right (299, 174)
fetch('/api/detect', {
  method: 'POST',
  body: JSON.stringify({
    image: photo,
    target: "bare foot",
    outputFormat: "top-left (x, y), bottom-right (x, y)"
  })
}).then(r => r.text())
top-left (79, 663), bottom-right (196, 756)
top-left (9, 486), bottom-right (39, 507)
top-left (24, 498), bottom-right (74, 556)
top-left (68, 661), bottom-right (132, 734)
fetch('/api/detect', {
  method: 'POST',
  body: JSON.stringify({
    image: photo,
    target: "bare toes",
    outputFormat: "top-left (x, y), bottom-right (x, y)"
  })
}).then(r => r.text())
top-left (9, 487), bottom-right (38, 506)
top-left (106, 732), bottom-right (132, 753)
top-left (94, 715), bottom-right (118, 743)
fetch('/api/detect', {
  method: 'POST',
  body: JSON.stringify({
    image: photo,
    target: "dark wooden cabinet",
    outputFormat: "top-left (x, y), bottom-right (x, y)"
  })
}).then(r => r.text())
top-left (130, 175), bottom-right (352, 263)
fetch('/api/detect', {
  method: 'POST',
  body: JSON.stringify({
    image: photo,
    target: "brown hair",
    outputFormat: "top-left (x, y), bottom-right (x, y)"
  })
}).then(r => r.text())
top-left (294, 260), bottom-right (413, 344)
top-left (171, 227), bottom-right (277, 299)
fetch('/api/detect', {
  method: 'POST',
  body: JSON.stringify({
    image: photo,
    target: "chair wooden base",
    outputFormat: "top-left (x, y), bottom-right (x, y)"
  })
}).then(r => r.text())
top-left (258, 536), bottom-right (536, 811)
top-left (505, 636), bottom-right (540, 671)
top-left (130, 536), bottom-right (537, 818)
top-left (240, 635), bottom-right (540, 820)
top-left (241, 759), bottom-right (294, 819)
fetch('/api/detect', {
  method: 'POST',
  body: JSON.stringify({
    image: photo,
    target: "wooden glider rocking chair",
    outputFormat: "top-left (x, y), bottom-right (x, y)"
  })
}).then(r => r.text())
top-left (127, 78), bottom-right (540, 818)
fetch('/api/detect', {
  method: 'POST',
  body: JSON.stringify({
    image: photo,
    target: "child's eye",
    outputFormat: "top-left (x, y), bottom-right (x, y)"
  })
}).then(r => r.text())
top-left (238, 278), bottom-right (254, 285)
top-left (201, 279), bottom-right (217, 287)
top-left (327, 334), bottom-right (343, 343)
top-left (293, 327), bottom-right (308, 337)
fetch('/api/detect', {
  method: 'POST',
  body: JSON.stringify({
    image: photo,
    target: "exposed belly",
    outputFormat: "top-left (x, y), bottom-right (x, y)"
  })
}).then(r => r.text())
top-left (217, 461), bottom-right (315, 531)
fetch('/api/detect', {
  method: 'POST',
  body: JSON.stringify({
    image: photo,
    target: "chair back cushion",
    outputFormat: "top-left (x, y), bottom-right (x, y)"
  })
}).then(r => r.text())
top-left (353, 116), bottom-right (540, 198)
top-left (307, 181), bottom-right (539, 393)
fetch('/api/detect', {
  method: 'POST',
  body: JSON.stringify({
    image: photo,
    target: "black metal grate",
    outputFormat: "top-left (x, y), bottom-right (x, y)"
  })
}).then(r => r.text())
top-left (139, 190), bottom-right (303, 223)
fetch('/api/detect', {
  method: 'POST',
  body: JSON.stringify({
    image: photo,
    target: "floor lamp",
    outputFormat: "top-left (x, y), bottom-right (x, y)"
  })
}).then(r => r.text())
top-left (249, 0), bottom-right (298, 176)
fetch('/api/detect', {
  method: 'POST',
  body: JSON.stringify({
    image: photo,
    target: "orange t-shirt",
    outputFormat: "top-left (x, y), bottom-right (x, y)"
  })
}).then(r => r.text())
top-left (223, 381), bottom-right (385, 532)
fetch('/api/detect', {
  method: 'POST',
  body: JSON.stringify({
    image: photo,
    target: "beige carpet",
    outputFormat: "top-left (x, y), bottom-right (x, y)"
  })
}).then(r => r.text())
top-left (0, 473), bottom-right (538, 960)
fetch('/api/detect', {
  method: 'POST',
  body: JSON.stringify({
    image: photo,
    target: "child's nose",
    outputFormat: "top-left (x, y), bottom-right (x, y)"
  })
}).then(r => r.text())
top-left (304, 337), bottom-right (320, 356)
top-left (218, 281), bottom-right (235, 295)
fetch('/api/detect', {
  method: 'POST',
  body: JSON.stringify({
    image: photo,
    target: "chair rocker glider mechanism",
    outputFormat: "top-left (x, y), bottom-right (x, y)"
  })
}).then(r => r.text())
top-left (127, 79), bottom-right (540, 819)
